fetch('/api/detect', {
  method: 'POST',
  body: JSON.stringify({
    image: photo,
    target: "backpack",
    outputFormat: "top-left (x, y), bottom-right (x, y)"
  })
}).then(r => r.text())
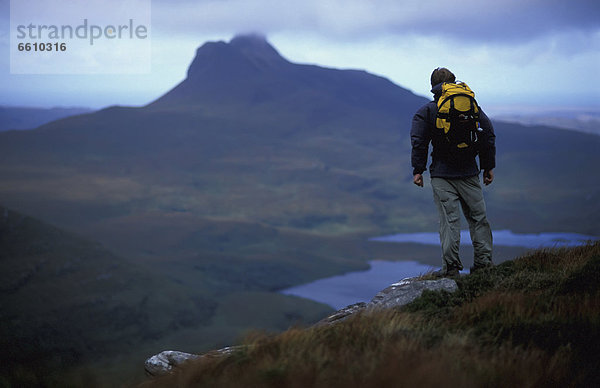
top-left (435, 82), bottom-right (481, 153)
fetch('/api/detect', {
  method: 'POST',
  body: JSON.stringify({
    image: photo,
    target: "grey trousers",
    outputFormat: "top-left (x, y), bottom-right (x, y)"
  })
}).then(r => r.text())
top-left (431, 176), bottom-right (493, 271)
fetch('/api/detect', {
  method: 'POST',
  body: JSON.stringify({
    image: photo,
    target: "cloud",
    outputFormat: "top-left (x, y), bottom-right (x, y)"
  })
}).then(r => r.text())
top-left (151, 0), bottom-right (600, 43)
top-left (267, 30), bottom-right (600, 111)
top-left (0, 0), bottom-right (597, 110)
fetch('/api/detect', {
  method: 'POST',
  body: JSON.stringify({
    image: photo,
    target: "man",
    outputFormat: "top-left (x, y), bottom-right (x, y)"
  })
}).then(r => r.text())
top-left (410, 67), bottom-right (495, 277)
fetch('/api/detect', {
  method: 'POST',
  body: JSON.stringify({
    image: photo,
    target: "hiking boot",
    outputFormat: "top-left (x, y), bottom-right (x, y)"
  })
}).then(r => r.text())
top-left (431, 267), bottom-right (460, 278)
top-left (470, 262), bottom-right (493, 274)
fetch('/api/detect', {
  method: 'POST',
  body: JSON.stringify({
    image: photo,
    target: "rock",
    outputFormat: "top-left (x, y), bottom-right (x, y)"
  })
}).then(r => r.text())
top-left (317, 277), bottom-right (458, 326)
top-left (144, 346), bottom-right (244, 377)
top-left (144, 350), bottom-right (200, 376)
top-left (144, 277), bottom-right (459, 376)
top-left (367, 277), bottom-right (458, 311)
top-left (316, 302), bottom-right (367, 326)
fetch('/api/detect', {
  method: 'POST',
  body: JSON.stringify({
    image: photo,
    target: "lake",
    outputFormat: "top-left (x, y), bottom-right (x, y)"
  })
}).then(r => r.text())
top-left (281, 260), bottom-right (432, 310)
top-left (281, 230), bottom-right (598, 309)
top-left (369, 229), bottom-right (599, 248)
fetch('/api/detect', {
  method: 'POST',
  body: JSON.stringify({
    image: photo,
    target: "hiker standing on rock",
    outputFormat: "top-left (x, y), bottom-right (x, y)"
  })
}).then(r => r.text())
top-left (410, 67), bottom-right (496, 277)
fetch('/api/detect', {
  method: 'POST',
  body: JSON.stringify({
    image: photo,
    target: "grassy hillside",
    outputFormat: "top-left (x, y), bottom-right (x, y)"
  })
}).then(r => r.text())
top-left (143, 242), bottom-right (600, 387)
top-left (0, 206), bottom-right (335, 387)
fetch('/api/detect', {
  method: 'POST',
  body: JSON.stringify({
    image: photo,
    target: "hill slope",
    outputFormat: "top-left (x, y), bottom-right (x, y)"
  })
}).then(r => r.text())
top-left (0, 106), bottom-right (93, 131)
top-left (0, 205), bottom-right (333, 386)
top-left (143, 242), bottom-right (600, 387)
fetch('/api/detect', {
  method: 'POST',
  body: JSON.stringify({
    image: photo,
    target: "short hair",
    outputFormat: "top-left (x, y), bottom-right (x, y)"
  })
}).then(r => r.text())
top-left (431, 67), bottom-right (456, 87)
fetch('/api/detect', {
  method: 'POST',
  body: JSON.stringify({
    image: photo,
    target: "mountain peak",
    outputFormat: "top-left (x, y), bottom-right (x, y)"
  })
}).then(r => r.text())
top-left (230, 33), bottom-right (288, 67)
top-left (185, 33), bottom-right (288, 82)
top-left (230, 33), bottom-right (271, 50)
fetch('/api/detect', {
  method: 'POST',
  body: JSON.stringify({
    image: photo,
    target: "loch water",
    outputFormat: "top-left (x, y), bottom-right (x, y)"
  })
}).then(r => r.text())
top-left (281, 231), bottom-right (598, 309)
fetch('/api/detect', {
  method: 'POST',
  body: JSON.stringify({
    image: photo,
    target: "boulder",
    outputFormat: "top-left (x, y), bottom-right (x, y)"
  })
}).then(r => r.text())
top-left (316, 302), bottom-right (367, 326)
top-left (144, 346), bottom-right (244, 376)
top-left (144, 350), bottom-right (200, 376)
top-left (317, 277), bottom-right (458, 325)
top-left (367, 277), bottom-right (458, 311)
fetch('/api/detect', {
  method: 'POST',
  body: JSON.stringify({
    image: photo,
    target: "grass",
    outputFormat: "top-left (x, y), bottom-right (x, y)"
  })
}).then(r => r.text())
top-left (142, 242), bottom-right (600, 388)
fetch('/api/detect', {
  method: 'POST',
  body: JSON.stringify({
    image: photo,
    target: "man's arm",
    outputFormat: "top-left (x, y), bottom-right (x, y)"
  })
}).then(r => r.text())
top-left (478, 109), bottom-right (496, 173)
top-left (410, 104), bottom-right (433, 186)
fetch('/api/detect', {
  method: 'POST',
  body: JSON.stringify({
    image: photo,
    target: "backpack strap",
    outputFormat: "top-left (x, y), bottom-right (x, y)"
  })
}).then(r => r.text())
top-left (437, 94), bottom-right (480, 120)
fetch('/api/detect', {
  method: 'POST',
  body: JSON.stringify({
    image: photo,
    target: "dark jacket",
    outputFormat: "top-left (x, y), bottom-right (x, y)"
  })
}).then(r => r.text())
top-left (410, 82), bottom-right (496, 178)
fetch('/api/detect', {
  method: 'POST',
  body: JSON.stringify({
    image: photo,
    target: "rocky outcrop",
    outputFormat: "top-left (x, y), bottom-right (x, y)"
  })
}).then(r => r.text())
top-left (315, 302), bottom-right (367, 326)
top-left (144, 346), bottom-right (244, 376)
top-left (145, 351), bottom-right (200, 376)
top-left (144, 277), bottom-right (458, 376)
top-left (368, 277), bottom-right (458, 310)
top-left (317, 277), bottom-right (457, 325)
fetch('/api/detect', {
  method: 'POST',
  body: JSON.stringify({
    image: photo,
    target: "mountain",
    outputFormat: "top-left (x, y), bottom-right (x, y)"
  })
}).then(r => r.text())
top-left (150, 33), bottom-right (422, 115)
top-left (0, 106), bottom-right (93, 131)
top-left (0, 34), bottom-right (596, 241)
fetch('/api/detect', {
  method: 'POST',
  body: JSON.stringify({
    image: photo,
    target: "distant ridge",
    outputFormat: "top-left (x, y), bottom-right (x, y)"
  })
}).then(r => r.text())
top-left (0, 105), bottom-right (93, 131)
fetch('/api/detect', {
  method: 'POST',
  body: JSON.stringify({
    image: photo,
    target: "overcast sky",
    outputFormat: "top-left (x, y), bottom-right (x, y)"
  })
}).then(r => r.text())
top-left (1, 0), bottom-right (599, 116)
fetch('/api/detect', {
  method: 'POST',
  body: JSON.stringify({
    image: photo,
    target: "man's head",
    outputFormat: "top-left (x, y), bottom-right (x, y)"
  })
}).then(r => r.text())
top-left (431, 67), bottom-right (455, 87)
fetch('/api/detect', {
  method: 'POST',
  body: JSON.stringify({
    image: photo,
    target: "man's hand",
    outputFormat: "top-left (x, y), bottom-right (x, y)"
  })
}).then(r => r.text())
top-left (483, 169), bottom-right (494, 185)
top-left (413, 173), bottom-right (424, 187)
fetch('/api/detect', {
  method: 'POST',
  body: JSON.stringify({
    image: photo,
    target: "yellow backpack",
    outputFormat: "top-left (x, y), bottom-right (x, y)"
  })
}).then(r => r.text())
top-left (436, 82), bottom-right (481, 151)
